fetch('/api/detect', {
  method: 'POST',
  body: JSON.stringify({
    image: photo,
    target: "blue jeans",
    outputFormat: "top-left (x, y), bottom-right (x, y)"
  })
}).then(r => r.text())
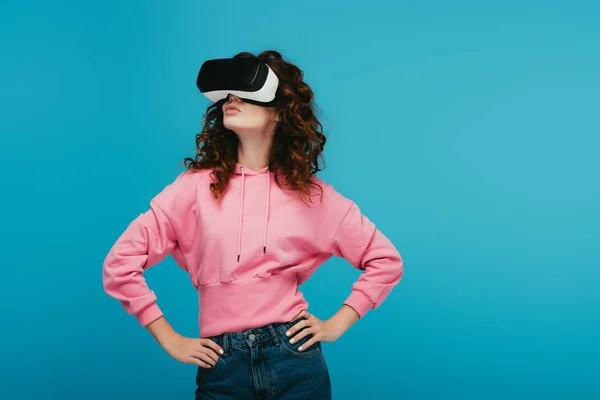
top-left (195, 317), bottom-right (332, 399)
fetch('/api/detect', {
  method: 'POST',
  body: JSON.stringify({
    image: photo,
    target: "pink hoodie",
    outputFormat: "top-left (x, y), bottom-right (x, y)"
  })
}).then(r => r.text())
top-left (102, 163), bottom-right (404, 337)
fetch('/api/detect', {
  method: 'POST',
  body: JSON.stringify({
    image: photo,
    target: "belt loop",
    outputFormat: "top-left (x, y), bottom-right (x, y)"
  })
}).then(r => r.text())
top-left (267, 324), bottom-right (280, 346)
top-left (222, 333), bottom-right (229, 355)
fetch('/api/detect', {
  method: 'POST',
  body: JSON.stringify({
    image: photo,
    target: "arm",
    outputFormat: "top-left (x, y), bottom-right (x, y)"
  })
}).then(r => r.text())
top-left (329, 201), bottom-right (404, 321)
top-left (102, 204), bottom-right (177, 326)
top-left (102, 170), bottom-right (194, 327)
top-left (286, 188), bottom-right (404, 348)
top-left (102, 173), bottom-right (225, 367)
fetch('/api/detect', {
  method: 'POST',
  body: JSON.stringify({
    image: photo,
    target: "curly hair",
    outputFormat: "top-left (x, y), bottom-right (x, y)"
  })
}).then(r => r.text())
top-left (182, 50), bottom-right (326, 205)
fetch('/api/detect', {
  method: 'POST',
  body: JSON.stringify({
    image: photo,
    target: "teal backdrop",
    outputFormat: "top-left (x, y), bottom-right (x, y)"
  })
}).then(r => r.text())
top-left (1, 1), bottom-right (599, 399)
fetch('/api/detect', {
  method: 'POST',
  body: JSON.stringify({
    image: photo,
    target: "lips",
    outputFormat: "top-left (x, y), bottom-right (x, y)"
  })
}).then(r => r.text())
top-left (225, 106), bottom-right (241, 112)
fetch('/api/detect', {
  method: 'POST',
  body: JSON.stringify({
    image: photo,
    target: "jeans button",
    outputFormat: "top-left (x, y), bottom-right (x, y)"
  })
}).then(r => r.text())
top-left (248, 333), bottom-right (255, 340)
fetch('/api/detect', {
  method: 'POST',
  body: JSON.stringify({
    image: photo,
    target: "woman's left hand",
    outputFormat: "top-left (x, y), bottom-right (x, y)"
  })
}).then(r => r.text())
top-left (285, 310), bottom-right (342, 351)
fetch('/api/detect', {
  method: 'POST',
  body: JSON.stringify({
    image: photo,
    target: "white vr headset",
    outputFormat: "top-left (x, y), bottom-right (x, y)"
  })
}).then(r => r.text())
top-left (196, 57), bottom-right (280, 107)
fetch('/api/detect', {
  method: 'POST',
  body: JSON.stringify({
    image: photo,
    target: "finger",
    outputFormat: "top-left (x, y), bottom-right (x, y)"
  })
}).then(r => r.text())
top-left (289, 326), bottom-right (317, 344)
top-left (195, 344), bottom-right (220, 363)
top-left (192, 351), bottom-right (217, 367)
top-left (285, 318), bottom-right (309, 337)
top-left (200, 338), bottom-right (225, 356)
top-left (187, 356), bottom-right (210, 368)
top-left (298, 336), bottom-right (320, 352)
top-left (203, 349), bottom-right (221, 363)
top-left (302, 310), bottom-right (319, 323)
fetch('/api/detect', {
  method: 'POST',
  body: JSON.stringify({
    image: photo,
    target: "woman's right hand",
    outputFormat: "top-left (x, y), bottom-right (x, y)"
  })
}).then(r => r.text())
top-left (162, 333), bottom-right (224, 368)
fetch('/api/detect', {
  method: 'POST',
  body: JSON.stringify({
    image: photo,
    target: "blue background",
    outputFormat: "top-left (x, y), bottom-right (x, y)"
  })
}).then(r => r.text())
top-left (1, 1), bottom-right (599, 399)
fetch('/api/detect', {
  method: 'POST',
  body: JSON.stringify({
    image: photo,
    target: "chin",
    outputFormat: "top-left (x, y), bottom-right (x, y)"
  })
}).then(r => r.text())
top-left (224, 121), bottom-right (244, 131)
top-left (224, 120), bottom-right (261, 133)
top-left (223, 117), bottom-right (239, 130)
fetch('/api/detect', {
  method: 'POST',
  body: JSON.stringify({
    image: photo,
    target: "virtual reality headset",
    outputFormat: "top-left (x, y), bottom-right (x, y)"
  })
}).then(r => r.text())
top-left (196, 57), bottom-right (280, 107)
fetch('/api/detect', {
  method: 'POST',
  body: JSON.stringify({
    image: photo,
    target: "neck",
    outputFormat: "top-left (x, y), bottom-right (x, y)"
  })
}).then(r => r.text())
top-left (236, 129), bottom-right (275, 172)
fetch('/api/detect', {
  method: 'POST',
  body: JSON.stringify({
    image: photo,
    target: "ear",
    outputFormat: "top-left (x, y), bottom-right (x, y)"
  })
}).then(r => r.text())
top-left (273, 110), bottom-right (281, 122)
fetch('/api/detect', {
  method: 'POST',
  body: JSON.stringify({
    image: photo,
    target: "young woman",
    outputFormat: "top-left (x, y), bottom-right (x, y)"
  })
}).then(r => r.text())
top-left (102, 50), bottom-right (404, 399)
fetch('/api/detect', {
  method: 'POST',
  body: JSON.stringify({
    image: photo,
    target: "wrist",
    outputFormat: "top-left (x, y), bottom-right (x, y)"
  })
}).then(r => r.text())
top-left (145, 316), bottom-right (179, 346)
top-left (324, 318), bottom-right (343, 338)
top-left (327, 305), bottom-right (360, 338)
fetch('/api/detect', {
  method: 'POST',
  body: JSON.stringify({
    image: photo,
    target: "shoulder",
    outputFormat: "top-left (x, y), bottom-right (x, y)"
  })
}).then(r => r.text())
top-left (150, 168), bottom-right (210, 210)
top-left (167, 168), bottom-right (213, 189)
top-left (309, 175), bottom-right (354, 214)
top-left (175, 168), bottom-right (212, 182)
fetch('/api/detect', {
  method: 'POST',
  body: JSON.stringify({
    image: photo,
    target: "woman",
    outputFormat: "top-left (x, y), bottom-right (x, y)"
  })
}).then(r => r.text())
top-left (102, 50), bottom-right (404, 399)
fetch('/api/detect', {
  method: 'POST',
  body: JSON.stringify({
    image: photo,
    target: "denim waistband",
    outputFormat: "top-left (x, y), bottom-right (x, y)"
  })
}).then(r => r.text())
top-left (207, 318), bottom-right (307, 353)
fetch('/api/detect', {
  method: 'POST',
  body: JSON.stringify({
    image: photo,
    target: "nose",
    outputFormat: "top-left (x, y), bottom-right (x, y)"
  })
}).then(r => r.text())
top-left (227, 93), bottom-right (241, 103)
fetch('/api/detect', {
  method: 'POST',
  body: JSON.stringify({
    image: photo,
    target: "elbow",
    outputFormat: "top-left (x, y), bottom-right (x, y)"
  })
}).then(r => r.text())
top-left (393, 254), bottom-right (404, 284)
top-left (101, 256), bottom-right (120, 296)
top-left (101, 250), bottom-right (131, 296)
top-left (376, 252), bottom-right (403, 286)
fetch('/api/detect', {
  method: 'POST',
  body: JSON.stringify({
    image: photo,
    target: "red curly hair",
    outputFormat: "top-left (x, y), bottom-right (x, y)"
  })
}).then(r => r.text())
top-left (182, 50), bottom-right (326, 205)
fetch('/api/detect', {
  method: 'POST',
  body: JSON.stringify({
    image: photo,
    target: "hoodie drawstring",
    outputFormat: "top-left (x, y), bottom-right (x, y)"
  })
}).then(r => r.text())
top-left (237, 167), bottom-right (246, 262)
top-left (264, 169), bottom-right (270, 254)
top-left (237, 166), bottom-right (270, 262)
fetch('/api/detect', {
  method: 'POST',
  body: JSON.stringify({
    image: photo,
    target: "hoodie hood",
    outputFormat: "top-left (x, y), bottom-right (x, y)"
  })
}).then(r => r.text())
top-left (233, 162), bottom-right (271, 262)
top-left (233, 162), bottom-right (269, 176)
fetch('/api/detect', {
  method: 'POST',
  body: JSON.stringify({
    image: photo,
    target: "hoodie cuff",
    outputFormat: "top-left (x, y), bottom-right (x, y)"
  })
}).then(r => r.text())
top-left (135, 303), bottom-right (164, 327)
top-left (343, 290), bottom-right (373, 319)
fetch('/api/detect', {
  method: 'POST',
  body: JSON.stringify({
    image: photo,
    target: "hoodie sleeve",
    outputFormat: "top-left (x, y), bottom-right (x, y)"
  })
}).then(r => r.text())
top-left (329, 201), bottom-right (404, 319)
top-left (102, 171), bottom-right (196, 327)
